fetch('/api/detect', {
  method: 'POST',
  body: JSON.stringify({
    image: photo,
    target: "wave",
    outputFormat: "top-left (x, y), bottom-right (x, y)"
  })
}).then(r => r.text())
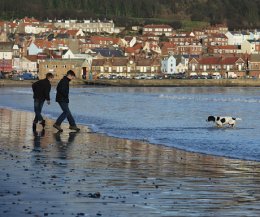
top-left (159, 94), bottom-right (260, 103)
top-left (10, 89), bottom-right (33, 95)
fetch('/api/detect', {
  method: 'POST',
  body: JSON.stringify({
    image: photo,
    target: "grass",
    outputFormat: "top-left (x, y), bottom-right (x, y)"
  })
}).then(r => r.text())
top-left (117, 16), bottom-right (209, 31)
top-left (181, 20), bottom-right (209, 31)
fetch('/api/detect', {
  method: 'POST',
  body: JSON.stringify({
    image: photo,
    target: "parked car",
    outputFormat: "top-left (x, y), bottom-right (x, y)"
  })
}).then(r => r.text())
top-left (212, 73), bottom-right (221, 79)
top-left (227, 72), bottom-right (238, 79)
top-left (174, 73), bottom-right (186, 79)
top-left (153, 75), bottom-right (163, 79)
top-left (108, 74), bottom-right (117, 79)
top-left (11, 75), bottom-right (24, 81)
top-left (134, 74), bottom-right (146, 79)
top-left (98, 74), bottom-right (106, 79)
top-left (0, 72), bottom-right (4, 79)
top-left (189, 72), bottom-right (199, 79)
top-left (146, 75), bottom-right (155, 79)
top-left (21, 72), bottom-right (36, 80)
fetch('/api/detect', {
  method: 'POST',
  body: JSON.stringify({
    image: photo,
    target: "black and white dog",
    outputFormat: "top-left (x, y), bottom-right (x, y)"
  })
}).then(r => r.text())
top-left (207, 116), bottom-right (242, 127)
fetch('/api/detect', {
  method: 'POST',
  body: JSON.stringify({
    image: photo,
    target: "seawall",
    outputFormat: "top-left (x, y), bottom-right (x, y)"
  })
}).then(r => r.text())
top-left (2, 78), bottom-right (260, 87)
top-left (85, 78), bottom-right (260, 87)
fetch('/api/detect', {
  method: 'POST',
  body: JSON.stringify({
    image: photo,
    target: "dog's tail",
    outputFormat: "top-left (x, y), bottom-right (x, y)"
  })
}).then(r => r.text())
top-left (235, 118), bottom-right (242, 121)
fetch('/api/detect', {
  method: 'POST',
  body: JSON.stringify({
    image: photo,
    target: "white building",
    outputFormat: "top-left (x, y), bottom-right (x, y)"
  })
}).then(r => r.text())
top-left (225, 31), bottom-right (253, 45)
top-left (53, 19), bottom-right (115, 34)
top-left (241, 40), bottom-right (260, 54)
top-left (143, 24), bottom-right (173, 36)
top-left (24, 25), bottom-right (49, 34)
top-left (62, 49), bottom-right (75, 59)
top-left (161, 55), bottom-right (177, 74)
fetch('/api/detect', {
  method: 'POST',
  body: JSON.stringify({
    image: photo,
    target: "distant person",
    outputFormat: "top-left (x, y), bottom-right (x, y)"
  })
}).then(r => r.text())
top-left (32, 72), bottom-right (54, 131)
top-left (53, 70), bottom-right (80, 132)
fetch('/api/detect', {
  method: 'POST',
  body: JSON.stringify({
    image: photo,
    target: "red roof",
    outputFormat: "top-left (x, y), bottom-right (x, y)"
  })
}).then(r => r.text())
top-left (66, 30), bottom-right (79, 36)
top-left (197, 56), bottom-right (245, 65)
top-left (22, 17), bottom-right (40, 24)
top-left (208, 33), bottom-right (227, 39)
top-left (25, 55), bottom-right (37, 62)
top-left (0, 21), bottom-right (5, 27)
top-left (8, 22), bottom-right (18, 28)
top-left (34, 39), bottom-right (53, 49)
top-left (125, 47), bottom-right (135, 53)
top-left (160, 42), bottom-right (176, 49)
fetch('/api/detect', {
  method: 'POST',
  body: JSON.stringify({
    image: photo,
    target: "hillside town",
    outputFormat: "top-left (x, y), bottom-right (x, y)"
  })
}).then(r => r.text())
top-left (1, 17), bottom-right (260, 81)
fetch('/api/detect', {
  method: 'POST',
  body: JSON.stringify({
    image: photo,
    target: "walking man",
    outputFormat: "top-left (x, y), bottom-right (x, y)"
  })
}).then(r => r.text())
top-left (32, 72), bottom-right (54, 131)
top-left (53, 70), bottom-right (80, 132)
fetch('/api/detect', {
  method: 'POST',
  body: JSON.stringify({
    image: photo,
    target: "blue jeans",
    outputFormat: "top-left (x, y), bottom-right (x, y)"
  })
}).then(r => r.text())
top-left (33, 99), bottom-right (45, 123)
top-left (56, 102), bottom-right (76, 126)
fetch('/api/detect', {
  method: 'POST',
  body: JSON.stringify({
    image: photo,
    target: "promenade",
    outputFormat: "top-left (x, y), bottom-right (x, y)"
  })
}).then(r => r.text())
top-left (2, 78), bottom-right (260, 87)
top-left (86, 78), bottom-right (260, 87)
top-left (0, 108), bottom-right (260, 216)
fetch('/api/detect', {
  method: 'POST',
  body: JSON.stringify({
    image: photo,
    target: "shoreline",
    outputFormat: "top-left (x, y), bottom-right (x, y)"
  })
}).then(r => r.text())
top-left (1, 108), bottom-right (260, 216)
top-left (85, 78), bottom-right (260, 87)
top-left (0, 79), bottom-right (85, 87)
top-left (2, 106), bottom-right (259, 163)
top-left (2, 78), bottom-right (260, 87)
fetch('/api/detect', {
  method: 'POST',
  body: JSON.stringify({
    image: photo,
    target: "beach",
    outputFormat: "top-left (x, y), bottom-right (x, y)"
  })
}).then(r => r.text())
top-left (0, 108), bottom-right (260, 217)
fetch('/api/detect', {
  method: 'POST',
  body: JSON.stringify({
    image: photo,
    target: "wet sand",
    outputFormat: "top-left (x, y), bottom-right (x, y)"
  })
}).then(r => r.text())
top-left (0, 108), bottom-right (260, 217)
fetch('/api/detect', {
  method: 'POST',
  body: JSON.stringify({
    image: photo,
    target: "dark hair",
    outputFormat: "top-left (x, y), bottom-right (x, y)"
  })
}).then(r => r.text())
top-left (67, 70), bottom-right (76, 77)
top-left (46, 72), bottom-right (54, 79)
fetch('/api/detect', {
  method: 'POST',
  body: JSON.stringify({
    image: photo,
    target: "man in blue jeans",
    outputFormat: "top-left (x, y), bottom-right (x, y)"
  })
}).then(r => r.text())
top-left (32, 72), bottom-right (54, 131)
top-left (53, 70), bottom-right (80, 132)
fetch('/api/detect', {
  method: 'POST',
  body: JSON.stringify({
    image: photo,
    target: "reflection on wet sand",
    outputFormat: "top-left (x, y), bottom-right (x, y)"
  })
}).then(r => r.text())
top-left (0, 108), bottom-right (260, 217)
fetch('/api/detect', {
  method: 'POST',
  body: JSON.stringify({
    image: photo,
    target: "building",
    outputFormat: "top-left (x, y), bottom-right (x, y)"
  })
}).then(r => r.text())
top-left (53, 19), bottom-right (115, 34)
top-left (143, 24), bottom-right (173, 37)
top-left (176, 42), bottom-right (203, 55)
top-left (38, 59), bottom-right (89, 80)
top-left (91, 57), bottom-right (161, 78)
top-left (208, 45), bottom-right (241, 54)
top-left (202, 33), bottom-right (228, 46)
top-left (248, 54), bottom-right (260, 78)
top-left (241, 40), bottom-right (260, 54)
top-left (161, 55), bottom-right (177, 74)
top-left (0, 42), bottom-right (13, 73)
top-left (225, 31), bottom-right (252, 46)
top-left (188, 56), bottom-right (246, 77)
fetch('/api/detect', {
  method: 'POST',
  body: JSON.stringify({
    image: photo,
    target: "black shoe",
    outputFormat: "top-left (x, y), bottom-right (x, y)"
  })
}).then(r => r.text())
top-left (32, 122), bottom-right (37, 131)
top-left (53, 123), bottom-right (63, 132)
top-left (69, 125), bottom-right (80, 132)
top-left (40, 120), bottom-right (45, 128)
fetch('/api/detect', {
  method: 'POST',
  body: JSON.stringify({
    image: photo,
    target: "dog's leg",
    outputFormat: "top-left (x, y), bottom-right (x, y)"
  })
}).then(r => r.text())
top-left (229, 121), bottom-right (236, 128)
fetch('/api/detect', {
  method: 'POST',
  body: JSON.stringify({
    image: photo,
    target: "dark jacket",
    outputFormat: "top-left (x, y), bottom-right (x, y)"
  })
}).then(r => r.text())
top-left (32, 78), bottom-right (51, 101)
top-left (56, 76), bottom-right (71, 103)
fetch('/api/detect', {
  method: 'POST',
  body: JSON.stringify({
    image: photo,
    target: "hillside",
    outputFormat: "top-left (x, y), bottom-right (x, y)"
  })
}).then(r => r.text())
top-left (1, 0), bottom-right (260, 30)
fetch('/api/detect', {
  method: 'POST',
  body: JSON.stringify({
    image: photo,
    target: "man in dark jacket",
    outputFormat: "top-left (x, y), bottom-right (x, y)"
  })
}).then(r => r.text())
top-left (53, 70), bottom-right (80, 132)
top-left (32, 72), bottom-right (54, 131)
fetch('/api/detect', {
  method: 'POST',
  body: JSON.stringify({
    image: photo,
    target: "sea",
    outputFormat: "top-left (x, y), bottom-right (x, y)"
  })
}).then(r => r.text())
top-left (0, 86), bottom-right (260, 161)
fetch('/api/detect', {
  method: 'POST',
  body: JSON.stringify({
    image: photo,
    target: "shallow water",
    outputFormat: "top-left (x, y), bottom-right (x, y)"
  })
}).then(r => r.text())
top-left (1, 86), bottom-right (260, 161)
top-left (1, 109), bottom-right (260, 217)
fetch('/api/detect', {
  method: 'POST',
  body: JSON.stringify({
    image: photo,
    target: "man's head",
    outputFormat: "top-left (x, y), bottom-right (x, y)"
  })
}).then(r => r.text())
top-left (46, 72), bottom-right (54, 81)
top-left (66, 70), bottom-right (76, 80)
